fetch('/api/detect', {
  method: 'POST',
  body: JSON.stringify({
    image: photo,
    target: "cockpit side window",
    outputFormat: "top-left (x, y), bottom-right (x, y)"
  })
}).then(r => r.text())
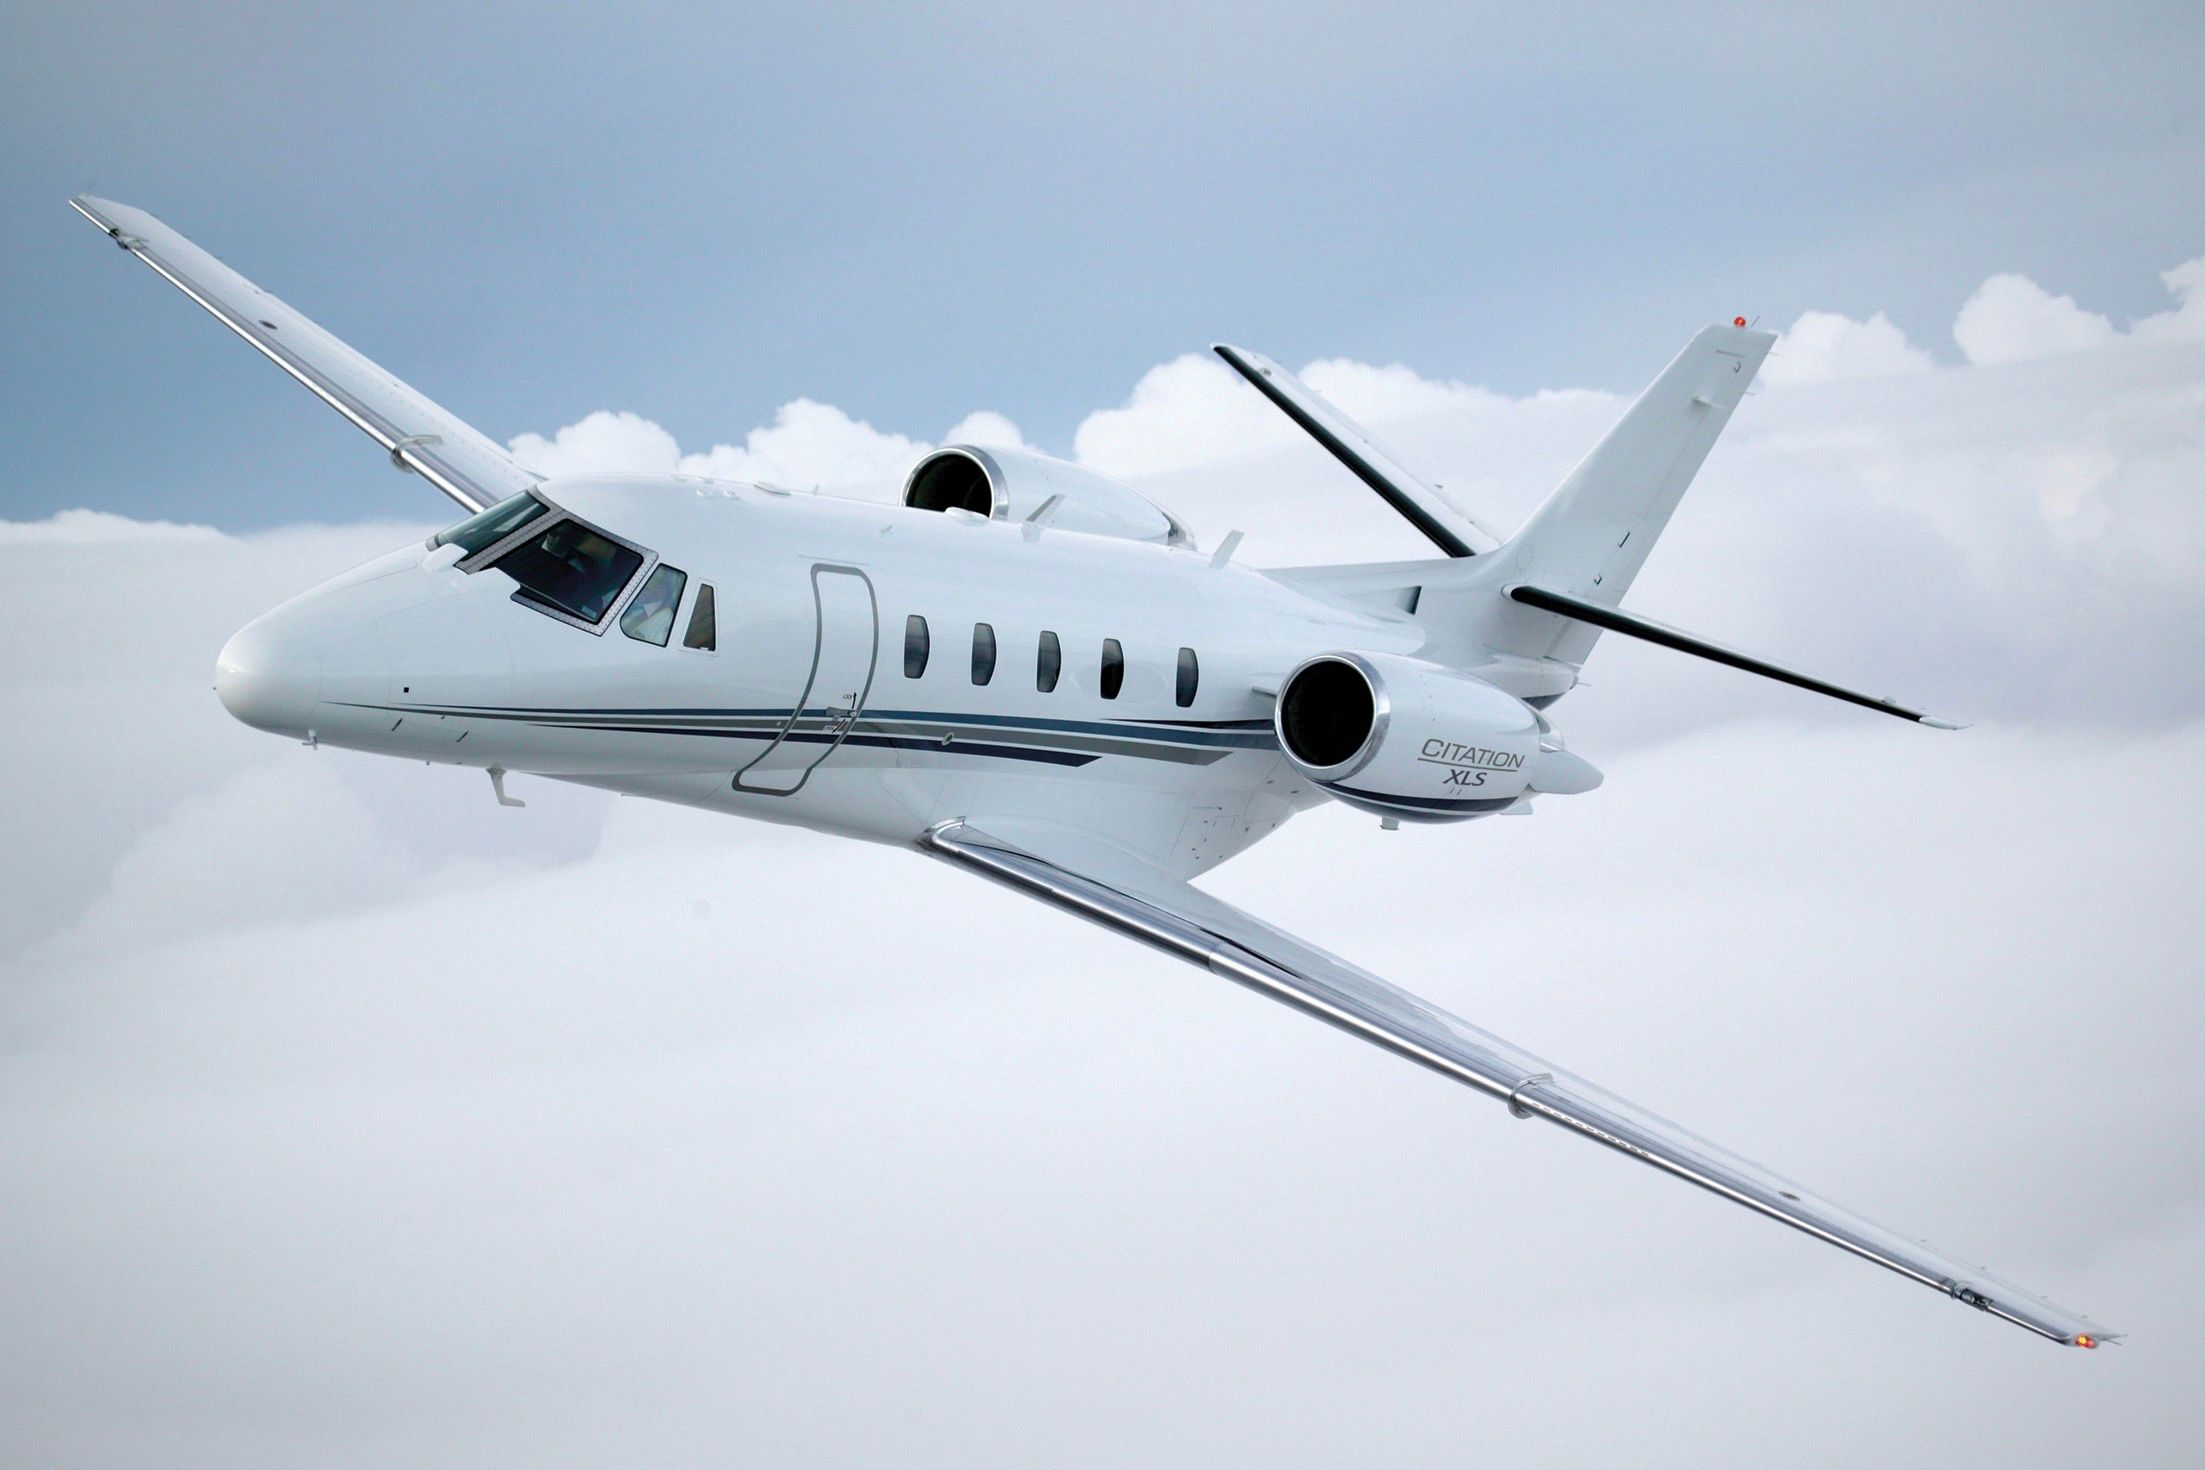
top-left (683, 584), bottom-right (717, 650)
top-left (493, 517), bottom-right (645, 625)
top-left (620, 564), bottom-right (688, 646)
top-left (433, 492), bottom-right (547, 554)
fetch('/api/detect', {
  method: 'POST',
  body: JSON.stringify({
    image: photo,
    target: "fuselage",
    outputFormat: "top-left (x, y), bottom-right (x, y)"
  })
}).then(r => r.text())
top-left (217, 473), bottom-right (1429, 877)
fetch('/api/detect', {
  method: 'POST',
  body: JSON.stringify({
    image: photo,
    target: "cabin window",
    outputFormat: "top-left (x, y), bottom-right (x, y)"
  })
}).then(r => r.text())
top-left (904, 615), bottom-right (931, 678)
top-left (620, 564), bottom-right (687, 646)
top-left (494, 517), bottom-right (645, 625)
top-left (683, 583), bottom-right (717, 650)
top-left (1100, 638), bottom-right (1124, 700)
top-left (1036, 631), bottom-right (1061, 693)
top-left (434, 491), bottom-right (546, 554)
top-left (971, 623), bottom-right (997, 685)
top-left (1175, 647), bottom-right (1199, 708)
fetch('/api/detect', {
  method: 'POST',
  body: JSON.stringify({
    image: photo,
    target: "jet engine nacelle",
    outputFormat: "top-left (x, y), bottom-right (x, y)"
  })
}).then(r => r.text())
top-left (903, 444), bottom-right (1189, 546)
top-left (1275, 652), bottom-right (1598, 822)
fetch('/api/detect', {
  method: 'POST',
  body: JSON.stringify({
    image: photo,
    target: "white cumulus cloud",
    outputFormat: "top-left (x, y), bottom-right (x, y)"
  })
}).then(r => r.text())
top-left (939, 409), bottom-right (1028, 448)
top-left (1953, 255), bottom-right (2205, 365)
top-left (1071, 352), bottom-right (1297, 478)
top-left (2132, 254), bottom-right (2205, 344)
top-left (509, 401), bottom-right (1031, 491)
top-left (507, 409), bottom-right (683, 478)
top-left (1762, 309), bottom-right (1935, 385)
top-left (1955, 272), bottom-right (2120, 364)
top-left (0, 507), bottom-right (225, 546)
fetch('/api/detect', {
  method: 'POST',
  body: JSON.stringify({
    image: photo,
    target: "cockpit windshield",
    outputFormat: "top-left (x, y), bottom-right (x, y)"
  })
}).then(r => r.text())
top-left (494, 518), bottom-right (645, 624)
top-left (432, 491), bottom-right (547, 553)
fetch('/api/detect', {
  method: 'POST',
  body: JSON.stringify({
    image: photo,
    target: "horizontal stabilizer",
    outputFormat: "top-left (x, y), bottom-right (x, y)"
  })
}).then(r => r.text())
top-left (1508, 584), bottom-right (1958, 727)
top-left (70, 195), bottom-right (537, 513)
top-left (1213, 344), bottom-right (1500, 557)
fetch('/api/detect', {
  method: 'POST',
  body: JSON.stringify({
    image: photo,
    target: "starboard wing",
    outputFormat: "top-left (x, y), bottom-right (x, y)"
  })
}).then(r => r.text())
top-left (919, 818), bottom-right (2111, 1347)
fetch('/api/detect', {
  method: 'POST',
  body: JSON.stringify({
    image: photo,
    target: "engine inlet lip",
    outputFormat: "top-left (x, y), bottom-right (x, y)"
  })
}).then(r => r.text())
top-left (902, 445), bottom-right (1009, 520)
top-left (1275, 652), bottom-right (1388, 783)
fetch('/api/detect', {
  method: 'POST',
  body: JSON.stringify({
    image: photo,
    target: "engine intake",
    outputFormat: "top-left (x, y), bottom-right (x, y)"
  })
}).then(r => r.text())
top-left (902, 444), bottom-right (1189, 545)
top-left (1276, 653), bottom-right (1593, 822)
top-left (904, 450), bottom-right (999, 516)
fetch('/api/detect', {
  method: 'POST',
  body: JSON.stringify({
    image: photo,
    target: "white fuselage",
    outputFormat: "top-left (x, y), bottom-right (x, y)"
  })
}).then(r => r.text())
top-left (219, 474), bottom-right (1429, 877)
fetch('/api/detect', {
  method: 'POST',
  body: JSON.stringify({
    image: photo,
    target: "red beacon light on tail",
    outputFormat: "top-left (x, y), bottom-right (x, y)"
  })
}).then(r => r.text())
top-left (1732, 315), bottom-right (1748, 328)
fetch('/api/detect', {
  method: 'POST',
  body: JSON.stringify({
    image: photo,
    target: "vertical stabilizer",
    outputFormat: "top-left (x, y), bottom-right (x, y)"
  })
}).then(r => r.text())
top-left (1509, 323), bottom-right (1773, 601)
top-left (1427, 322), bottom-right (1773, 669)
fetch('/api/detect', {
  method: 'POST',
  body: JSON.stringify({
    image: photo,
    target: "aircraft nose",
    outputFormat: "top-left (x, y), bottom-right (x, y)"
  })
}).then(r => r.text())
top-left (215, 611), bottom-right (323, 736)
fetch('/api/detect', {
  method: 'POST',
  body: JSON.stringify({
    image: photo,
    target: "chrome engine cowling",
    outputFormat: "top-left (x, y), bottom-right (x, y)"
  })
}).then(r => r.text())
top-left (1275, 652), bottom-right (1597, 822)
top-left (903, 444), bottom-right (1189, 546)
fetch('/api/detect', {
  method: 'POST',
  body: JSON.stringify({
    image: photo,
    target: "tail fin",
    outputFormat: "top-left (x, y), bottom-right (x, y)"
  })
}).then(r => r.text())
top-left (1507, 323), bottom-right (1774, 603)
top-left (1272, 323), bottom-right (1955, 725)
top-left (1407, 322), bottom-right (1772, 671)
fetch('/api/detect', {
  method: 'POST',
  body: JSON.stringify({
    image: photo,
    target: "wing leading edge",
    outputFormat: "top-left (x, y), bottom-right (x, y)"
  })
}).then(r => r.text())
top-left (919, 819), bottom-right (2111, 1347)
top-left (70, 195), bottom-right (536, 513)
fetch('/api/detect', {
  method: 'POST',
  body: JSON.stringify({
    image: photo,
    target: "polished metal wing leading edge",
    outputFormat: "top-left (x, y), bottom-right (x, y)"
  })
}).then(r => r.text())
top-left (917, 819), bottom-right (2112, 1348)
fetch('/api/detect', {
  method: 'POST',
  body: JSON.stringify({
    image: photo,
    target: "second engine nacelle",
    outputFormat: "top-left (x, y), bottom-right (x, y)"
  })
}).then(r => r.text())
top-left (903, 444), bottom-right (1190, 546)
top-left (1274, 652), bottom-right (1598, 822)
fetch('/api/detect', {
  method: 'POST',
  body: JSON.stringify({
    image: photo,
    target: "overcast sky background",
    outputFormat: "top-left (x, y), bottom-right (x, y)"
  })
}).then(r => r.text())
top-left (6, 3), bottom-right (2205, 1465)
top-left (5, 1), bottom-right (2205, 528)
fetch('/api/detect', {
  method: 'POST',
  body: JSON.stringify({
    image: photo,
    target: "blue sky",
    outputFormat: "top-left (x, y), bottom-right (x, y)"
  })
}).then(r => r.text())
top-left (6, 0), bottom-right (2203, 527)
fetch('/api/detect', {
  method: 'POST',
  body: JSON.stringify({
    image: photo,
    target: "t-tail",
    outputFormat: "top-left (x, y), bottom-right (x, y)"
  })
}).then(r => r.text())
top-left (1235, 323), bottom-right (1960, 727)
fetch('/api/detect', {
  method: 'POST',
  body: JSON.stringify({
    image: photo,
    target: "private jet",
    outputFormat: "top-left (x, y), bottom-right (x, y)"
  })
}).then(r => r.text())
top-left (71, 196), bottom-right (2111, 1347)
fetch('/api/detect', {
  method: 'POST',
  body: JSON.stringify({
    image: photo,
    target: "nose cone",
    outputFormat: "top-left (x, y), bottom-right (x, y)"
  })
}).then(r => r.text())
top-left (215, 612), bottom-right (323, 736)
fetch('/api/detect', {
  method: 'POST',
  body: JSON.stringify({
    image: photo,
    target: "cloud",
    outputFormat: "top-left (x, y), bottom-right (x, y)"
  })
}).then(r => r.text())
top-left (1955, 273), bottom-right (2119, 364)
top-left (10, 253), bottom-right (2204, 1464)
top-left (939, 409), bottom-right (1026, 448)
top-left (42, 760), bottom-right (420, 958)
top-left (2, 701), bottom-right (2198, 1465)
top-left (481, 254), bottom-right (2205, 741)
top-left (506, 408), bottom-right (682, 478)
top-left (671, 398), bottom-right (927, 488)
top-left (0, 507), bottom-right (225, 546)
top-left (1071, 352), bottom-right (1296, 478)
top-left (1761, 309), bottom-right (1935, 385)
top-left (509, 402), bottom-right (1030, 491)
top-left (1952, 254), bottom-right (2205, 365)
top-left (2132, 254), bottom-right (2205, 344)
top-left (1059, 262), bottom-right (2205, 737)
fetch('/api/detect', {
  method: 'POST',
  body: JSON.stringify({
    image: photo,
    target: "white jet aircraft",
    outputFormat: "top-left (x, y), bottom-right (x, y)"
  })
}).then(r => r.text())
top-left (73, 196), bottom-right (2111, 1347)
